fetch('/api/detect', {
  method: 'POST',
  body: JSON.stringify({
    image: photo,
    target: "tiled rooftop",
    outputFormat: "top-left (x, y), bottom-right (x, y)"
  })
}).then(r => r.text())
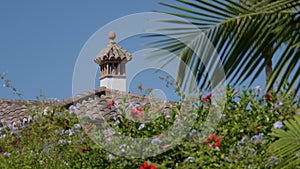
top-left (0, 99), bottom-right (39, 123)
top-left (0, 87), bottom-right (171, 125)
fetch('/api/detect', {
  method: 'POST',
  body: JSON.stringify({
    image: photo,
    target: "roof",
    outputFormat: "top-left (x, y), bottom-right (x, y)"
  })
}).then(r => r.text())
top-left (0, 99), bottom-right (29, 123)
top-left (0, 87), bottom-right (172, 126)
top-left (0, 99), bottom-right (60, 124)
top-left (94, 42), bottom-right (132, 65)
top-left (94, 32), bottom-right (132, 65)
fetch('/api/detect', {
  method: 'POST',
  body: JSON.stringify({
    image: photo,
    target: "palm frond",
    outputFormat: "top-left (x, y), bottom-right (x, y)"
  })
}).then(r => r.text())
top-left (147, 0), bottom-right (300, 94)
top-left (268, 115), bottom-right (300, 168)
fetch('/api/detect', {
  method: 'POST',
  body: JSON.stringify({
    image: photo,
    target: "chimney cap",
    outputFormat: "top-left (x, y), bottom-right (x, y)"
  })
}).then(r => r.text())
top-left (108, 31), bottom-right (116, 42)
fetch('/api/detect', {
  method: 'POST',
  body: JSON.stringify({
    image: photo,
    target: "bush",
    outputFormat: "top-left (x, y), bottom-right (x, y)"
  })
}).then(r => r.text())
top-left (0, 86), bottom-right (299, 168)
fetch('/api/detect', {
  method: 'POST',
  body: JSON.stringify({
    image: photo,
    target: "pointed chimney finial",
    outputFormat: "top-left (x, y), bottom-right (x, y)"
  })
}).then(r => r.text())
top-left (108, 31), bottom-right (116, 43)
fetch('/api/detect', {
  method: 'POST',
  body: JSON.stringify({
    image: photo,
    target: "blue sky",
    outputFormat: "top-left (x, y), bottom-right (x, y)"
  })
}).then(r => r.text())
top-left (0, 0), bottom-right (270, 101)
top-left (0, 0), bottom-right (166, 100)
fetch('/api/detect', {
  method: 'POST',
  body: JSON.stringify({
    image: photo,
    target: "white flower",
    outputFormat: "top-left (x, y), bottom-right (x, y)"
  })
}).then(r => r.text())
top-left (47, 97), bottom-right (60, 102)
top-left (0, 119), bottom-right (5, 124)
top-left (3, 152), bottom-right (11, 157)
top-left (6, 123), bottom-right (12, 130)
top-left (273, 121), bottom-right (283, 129)
top-left (219, 114), bottom-right (226, 119)
top-left (28, 115), bottom-right (32, 122)
top-left (134, 103), bottom-right (141, 108)
top-left (186, 156), bottom-right (195, 163)
top-left (164, 109), bottom-right (171, 119)
top-left (0, 134), bottom-right (6, 139)
top-left (250, 133), bottom-right (264, 143)
top-left (22, 117), bottom-right (28, 124)
top-left (11, 127), bottom-right (19, 135)
top-left (73, 124), bottom-right (81, 129)
top-left (68, 105), bottom-right (77, 114)
top-left (58, 139), bottom-right (67, 144)
top-left (120, 144), bottom-right (126, 153)
top-left (151, 137), bottom-right (162, 145)
top-left (103, 129), bottom-right (115, 135)
top-left (68, 130), bottom-right (76, 136)
top-left (106, 136), bottom-right (112, 142)
top-left (43, 107), bottom-right (49, 115)
top-left (189, 129), bottom-right (197, 137)
top-left (138, 123), bottom-right (145, 130)
top-left (108, 154), bottom-right (114, 162)
top-left (33, 115), bottom-right (39, 120)
top-left (15, 120), bottom-right (21, 126)
top-left (296, 151), bottom-right (300, 158)
top-left (113, 120), bottom-right (120, 126)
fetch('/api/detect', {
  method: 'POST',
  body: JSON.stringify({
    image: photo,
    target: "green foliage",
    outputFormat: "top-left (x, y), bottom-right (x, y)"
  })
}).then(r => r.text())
top-left (269, 115), bottom-right (300, 168)
top-left (0, 87), bottom-right (299, 168)
top-left (147, 0), bottom-right (300, 95)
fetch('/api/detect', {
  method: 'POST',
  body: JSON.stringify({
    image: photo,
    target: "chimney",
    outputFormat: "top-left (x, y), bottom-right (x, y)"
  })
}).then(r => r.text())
top-left (94, 32), bottom-right (132, 92)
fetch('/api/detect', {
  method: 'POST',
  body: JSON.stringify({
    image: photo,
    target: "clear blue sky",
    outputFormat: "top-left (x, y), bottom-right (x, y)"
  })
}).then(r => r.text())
top-left (0, 0), bottom-right (167, 100)
top-left (0, 0), bottom-right (269, 101)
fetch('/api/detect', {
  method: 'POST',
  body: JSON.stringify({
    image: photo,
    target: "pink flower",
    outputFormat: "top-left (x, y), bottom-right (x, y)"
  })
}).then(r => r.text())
top-left (255, 126), bottom-right (263, 130)
top-left (233, 89), bottom-right (240, 95)
top-left (208, 143), bottom-right (213, 150)
top-left (160, 144), bottom-right (172, 151)
top-left (81, 147), bottom-right (90, 152)
top-left (204, 138), bottom-right (209, 143)
top-left (86, 124), bottom-right (92, 133)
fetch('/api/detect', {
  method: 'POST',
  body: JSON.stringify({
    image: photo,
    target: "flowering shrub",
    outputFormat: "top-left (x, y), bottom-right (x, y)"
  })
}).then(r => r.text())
top-left (1, 72), bottom-right (22, 98)
top-left (0, 86), bottom-right (299, 168)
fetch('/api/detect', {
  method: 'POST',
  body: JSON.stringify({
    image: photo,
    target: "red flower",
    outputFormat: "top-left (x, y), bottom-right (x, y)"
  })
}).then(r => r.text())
top-left (140, 162), bottom-right (158, 169)
top-left (201, 93), bottom-right (212, 103)
top-left (107, 97), bottom-right (117, 109)
top-left (215, 142), bottom-right (221, 148)
top-left (214, 136), bottom-right (222, 142)
top-left (255, 126), bottom-right (263, 130)
top-left (204, 138), bottom-right (209, 143)
top-left (204, 134), bottom-right (222, 149)
top-left (264, 93), bottom-right (271, 101)
top-left (233, 89), bottom-right (240, 95)
top-left (131, 107), bottom-right (143, 120)
top-left (292, 110), bottom-right (298, 115)
top-left (160, 144), bottom-right (172, 151)
top-left (108, 100), bottom-right (115, 109)
top-left (209, 134), bottom-right (215, 140)
top-left (81, 147), bottom-right (90, 152)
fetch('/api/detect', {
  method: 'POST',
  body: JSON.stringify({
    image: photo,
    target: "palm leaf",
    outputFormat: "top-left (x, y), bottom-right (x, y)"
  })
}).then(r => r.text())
top-left (268, 115), bottom-right (300, 168)
top-left (147, 0), bottom-right (300, 94)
